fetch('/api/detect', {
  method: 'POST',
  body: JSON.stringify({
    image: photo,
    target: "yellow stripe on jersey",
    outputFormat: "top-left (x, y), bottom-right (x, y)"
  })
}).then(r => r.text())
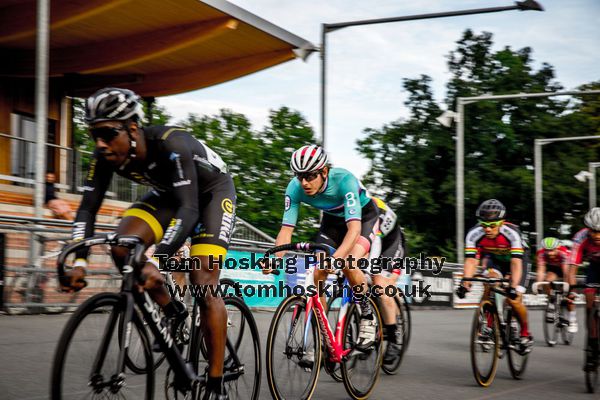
top-left (372, 197), bottom-right (387, 211)
top-left (160, 128), bottom-right (178, 141)
top-left (191, 243), bottom-right (227, 258)
top-left (122, 208), bottom-right (164, 244)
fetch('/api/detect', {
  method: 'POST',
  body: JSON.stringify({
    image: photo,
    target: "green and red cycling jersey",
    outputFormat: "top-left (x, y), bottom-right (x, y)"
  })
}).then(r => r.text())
top-left (570, 228), bottom-right (600, 266)
top-left (465, 221), bottom-right (525, 265)
top-left (536, 246), bottom-right (569, 267)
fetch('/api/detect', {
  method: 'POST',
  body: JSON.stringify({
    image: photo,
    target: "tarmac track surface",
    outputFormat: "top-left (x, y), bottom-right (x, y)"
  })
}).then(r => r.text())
top-left (0, 308), bottom-right (594, 399)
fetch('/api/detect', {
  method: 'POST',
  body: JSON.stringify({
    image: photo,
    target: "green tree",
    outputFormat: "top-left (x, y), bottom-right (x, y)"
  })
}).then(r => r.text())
top-left (357, 29), bottom-right (600, 257)
top-left (181, 107), bottom-right (320, 239)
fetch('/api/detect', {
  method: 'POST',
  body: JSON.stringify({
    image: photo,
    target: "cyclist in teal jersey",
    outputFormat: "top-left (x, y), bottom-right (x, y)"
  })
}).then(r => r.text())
top-left (264, 145), bottom-right (380, 351)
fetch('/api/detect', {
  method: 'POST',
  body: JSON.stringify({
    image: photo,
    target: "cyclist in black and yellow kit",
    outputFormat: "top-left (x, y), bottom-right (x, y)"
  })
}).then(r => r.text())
top-left (59, 88), bottom-right (234, 400)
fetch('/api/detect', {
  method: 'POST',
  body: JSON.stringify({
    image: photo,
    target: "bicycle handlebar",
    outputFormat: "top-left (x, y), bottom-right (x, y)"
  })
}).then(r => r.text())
top-left (461, 276), bottom-right (516, 299)
top-left (262, 242), bottom-right (336, 276)
top-left (462, 277), bottom-right (509, 284)
top-left (532, 281), bottom-right (570, 294)
top-left (56, 234), bottom-right (146, 286)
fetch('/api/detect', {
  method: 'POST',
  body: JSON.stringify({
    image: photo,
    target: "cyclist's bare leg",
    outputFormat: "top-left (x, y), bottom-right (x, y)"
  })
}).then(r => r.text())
top-left (313, 242), bottom-right (370, 310)
top-left (373, 273), bottom-right (399, 325)
top-left (112, 216), bottom-right (169, 306)
top-left (544, 271), bottom-right (558, 297)
top-left (189, 255), bottom-right (226, 379)
top-left (508, 260), bottom-right (529, 336)
top-left (507, 294), bottom-right (528, 331)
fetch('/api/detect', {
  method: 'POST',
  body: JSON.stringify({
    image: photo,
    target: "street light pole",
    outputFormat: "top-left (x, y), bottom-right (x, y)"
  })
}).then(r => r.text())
top-left (319, 1), bottom-right (544, 148)
top-left (589, 162), bottom-right (600, 208)
top-left (320, 24), bottom-right (327, 148)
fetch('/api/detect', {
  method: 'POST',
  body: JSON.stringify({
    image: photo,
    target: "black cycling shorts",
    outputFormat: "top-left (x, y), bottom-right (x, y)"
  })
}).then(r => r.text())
top-left (545, 264), bottom-right (564, 279)
top-left (314, 199), bottom-right (379, 251)
top-left (377, 225), bottom-right (407, 273)
top-left (123, 173), bottom-right (236, 258)
top-left (586, 264), bottom-right (600, 284)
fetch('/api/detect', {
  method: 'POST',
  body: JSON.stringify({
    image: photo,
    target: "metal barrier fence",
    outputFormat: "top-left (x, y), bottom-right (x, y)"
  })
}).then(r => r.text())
top-left (1, 133), bottom-right (149, 202)
top-left (0, 213), bottom-right (588, 313)
top-left (0, 214), bottom-right (273, 313)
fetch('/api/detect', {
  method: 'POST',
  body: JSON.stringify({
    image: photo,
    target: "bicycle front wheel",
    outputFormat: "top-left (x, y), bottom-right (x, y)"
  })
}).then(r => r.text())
top-left (51, 292), bottom-right (153, 400)
top-left (542, 301), bottom-right (558, 346)
top-left (341, 298), bottom-right (383, 400)
top-left (382, 293), bottom-right (411, 375)
top-left (266, 296), bottom-right (321, 400)
top-left (470, 300), bottom-right (499, 387)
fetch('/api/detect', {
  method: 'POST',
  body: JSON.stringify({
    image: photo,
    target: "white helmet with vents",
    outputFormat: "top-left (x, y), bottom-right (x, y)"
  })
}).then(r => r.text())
top-left (290, 145), bottom-right (328, 173)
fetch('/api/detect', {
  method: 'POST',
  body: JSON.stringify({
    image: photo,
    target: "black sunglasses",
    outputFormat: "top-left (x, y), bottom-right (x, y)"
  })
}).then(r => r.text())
top-left (296, 170), bottom-right (322, 182)
top-left (89, 125), bottom-right (126, 143)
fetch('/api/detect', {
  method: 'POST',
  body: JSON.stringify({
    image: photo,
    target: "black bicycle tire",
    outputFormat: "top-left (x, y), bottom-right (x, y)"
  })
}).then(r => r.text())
top-left (470, 300), bottom-right (500, 387)
top-left (340, 298), bottom-right (383, 400)
top-left (381, 294), bottom-right (411, 375)
top-left (266, 295), bottom-right (321, 400)
top-left (543, 301), bottom-right (558, 347)
top-left (506, 309), bottom-right (529, 379)
top-left (51, 292), bottom-right (154, 400)
top-left (221, 296), bottom-right (262, 400)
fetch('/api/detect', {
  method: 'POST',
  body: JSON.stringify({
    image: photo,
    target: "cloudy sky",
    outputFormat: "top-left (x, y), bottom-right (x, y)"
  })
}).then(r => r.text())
top-left (159, 0), bottom-right (600, 177)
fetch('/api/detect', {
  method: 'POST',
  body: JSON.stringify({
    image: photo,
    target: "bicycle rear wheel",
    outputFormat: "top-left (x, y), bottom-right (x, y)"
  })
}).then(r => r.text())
top-left (266, 296), bottom-right (321, 400)
top-left (382, 293), bottom-right (411, 375)
top-left (341, 298), bottom-right (383, 400)
top-left (51, 292), bottom-right (153, 399)
top-left (506, 309), bottom-right (529, 379)
top-left (221, 296), bottom-right (261, 400)
top-left (470, 300), bottom-right (499, 387)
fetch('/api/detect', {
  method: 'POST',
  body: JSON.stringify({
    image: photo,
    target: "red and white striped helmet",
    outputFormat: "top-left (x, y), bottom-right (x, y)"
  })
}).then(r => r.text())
top-left (290, 145), bottom-right (328, 173)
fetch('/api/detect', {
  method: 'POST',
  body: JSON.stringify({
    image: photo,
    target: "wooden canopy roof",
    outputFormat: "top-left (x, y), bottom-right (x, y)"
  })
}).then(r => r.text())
top-left (0, 0), bottom-right (316, 97)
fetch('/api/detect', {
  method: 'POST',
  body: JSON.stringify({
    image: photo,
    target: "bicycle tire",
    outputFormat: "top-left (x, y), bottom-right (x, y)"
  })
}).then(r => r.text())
top-left (119, 307), bottom-right (167, 374)
top-left (340, 298), bottom-right (383, 400)
top-left (266, 295), bottom-right (321, 400)
top-left (51, 292), bottom-right (154, 399)
top-left (382, 293), bottom-right (411, 375)
top-left (221, 296), bottom-right (261, 400)
top-left (470, 300), bottom-right (500, 387)
top-left (506, 309), bottom-right (529, 379)
top-left (542, 301), bottom-right (558, 347)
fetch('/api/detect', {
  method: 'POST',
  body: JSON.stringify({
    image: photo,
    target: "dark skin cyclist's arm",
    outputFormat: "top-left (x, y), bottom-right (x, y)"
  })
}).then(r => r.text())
top-left (61, 154), bottom-right (113, 292)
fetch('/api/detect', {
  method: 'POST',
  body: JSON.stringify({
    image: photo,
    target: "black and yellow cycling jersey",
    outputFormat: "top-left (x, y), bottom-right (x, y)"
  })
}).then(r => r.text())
top-left (73, 125), bottom-right (236, 260)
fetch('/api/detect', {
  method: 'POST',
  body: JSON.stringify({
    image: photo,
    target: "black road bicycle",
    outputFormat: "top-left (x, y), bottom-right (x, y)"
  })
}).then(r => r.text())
top-left (532, 281), bottom-right (574, 346)
top-left (463, 276), bottom-right (529, 387)
top-left (51, 234), bottom-right (261, 400)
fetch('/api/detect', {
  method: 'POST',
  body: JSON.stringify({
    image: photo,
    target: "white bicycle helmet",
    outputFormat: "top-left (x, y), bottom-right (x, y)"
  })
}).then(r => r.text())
top-left (290, 145), bottom-right (328, 173)
top-left (584, 207), bottom-right (600, 231)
